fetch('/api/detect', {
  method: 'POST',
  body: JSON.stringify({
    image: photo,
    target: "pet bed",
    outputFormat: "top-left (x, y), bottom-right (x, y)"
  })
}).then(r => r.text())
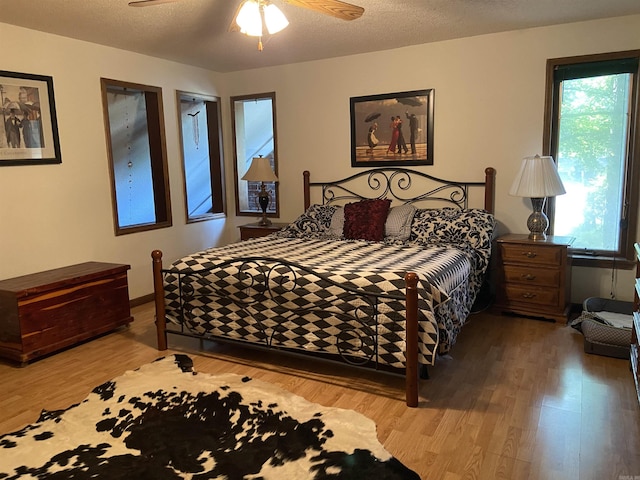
top-left (571, 297), bottom-right (632, 359)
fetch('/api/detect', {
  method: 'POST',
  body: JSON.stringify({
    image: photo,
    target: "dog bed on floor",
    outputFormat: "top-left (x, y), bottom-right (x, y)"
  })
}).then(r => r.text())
top-left (570, 297), bottom-right (633, 359)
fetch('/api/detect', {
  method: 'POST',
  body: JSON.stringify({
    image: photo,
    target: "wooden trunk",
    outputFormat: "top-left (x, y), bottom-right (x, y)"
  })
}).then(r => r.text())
top-left (0, 262), bottom-right (133, 365)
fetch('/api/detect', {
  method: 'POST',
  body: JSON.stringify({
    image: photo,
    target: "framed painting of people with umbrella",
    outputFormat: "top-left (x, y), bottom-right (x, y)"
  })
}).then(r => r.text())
top-left (349, 89), bottom-right (433, 167)
top-left (0, 70), bottom-right (62, 166)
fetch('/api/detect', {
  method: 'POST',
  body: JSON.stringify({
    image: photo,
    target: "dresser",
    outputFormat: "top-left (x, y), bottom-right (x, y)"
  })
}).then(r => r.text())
top-left (631, 242), bottom-right (640, 405)
top-left (239, 222), bottom-right (287, 240)
top-left (495, 234), bottom-right (574, 322)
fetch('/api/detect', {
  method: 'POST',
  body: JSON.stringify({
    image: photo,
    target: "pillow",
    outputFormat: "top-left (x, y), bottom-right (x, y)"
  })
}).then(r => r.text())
top-left (384, 204), bottom-right (416, 242)
top-left (327, 206), bottom-right (345, 238)
top-left (410, 207), bottom-right (496, 271)
top-left (343, 199), bottom-right (391, 241)
top-left (278, 204), bottom-right (337, 238)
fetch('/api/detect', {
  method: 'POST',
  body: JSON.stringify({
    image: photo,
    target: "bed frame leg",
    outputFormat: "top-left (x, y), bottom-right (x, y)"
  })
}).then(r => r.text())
top-left (405, 272), bottom-right (419, 407)
top-left (420, 365), bottom-right (429, 379)
top-left (152, 249), bottom-right (168, 351)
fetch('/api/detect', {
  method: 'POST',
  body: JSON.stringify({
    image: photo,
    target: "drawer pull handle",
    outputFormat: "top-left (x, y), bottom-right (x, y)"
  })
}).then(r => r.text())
top-left (521, 274), bottom-right (536, 281)
top-left (521, 293), bottom-right (536, 299)
top-left (524, 251), bottom-right (537, 258)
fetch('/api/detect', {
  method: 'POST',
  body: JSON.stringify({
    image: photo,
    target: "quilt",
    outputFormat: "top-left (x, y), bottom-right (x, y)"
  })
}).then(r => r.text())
top-left (163, 236), bottom-right (480, 368)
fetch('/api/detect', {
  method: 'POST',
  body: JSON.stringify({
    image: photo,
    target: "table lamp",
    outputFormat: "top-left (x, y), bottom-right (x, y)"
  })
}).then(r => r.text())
top-left (241, 156), bottom-right (278, 226)
top-left (509, 154), bottom-right (566, 241)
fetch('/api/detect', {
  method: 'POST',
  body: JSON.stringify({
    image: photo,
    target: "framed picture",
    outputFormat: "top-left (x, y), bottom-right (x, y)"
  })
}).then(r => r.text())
top-left (350, 89), bottom-right (434, 167)
top-left (0, 70), bottom-right (62, 166)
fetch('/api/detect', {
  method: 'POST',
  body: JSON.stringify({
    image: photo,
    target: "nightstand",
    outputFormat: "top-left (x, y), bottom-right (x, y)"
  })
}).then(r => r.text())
top-left (239, 222), bottom-right (287, 240)
top-left (494, 233), bottom-right (574, 322)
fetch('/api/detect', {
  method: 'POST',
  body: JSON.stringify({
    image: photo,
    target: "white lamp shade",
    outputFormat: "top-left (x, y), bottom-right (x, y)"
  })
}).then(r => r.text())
top-left (264, 3), bottom-right (289, 34)
top-left (236, 0), bottom-right (262, 37)
top-left (509, 155), bottom-right (566, 198)
top-left (241, 157), bottom-right (278, 182)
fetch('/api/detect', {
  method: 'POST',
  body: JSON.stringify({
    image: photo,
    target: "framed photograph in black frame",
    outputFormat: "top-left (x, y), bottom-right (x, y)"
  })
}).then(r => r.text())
top-left (350, 89), bottom-right (434, 167)
top-left (0, 70), bottom-right (62, 166)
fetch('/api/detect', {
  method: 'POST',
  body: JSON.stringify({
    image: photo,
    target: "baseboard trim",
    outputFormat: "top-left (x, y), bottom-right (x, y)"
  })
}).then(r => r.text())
top-left (130, 293), bottom-right (154, 307)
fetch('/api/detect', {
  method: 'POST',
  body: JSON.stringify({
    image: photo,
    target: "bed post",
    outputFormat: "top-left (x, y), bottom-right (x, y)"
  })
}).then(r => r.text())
top-left (303, 170), bottom-right (311, 210)
top-left (151, 250), bottom-right (168, 351)
top-left (484, 167), bottom-right (496, 214)
top-left (405, 272), bottom-right (419, 408)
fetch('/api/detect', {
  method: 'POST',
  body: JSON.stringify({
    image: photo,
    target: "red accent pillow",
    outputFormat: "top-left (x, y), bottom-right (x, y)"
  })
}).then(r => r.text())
top-left (343, 199), bottom-right (392, 241)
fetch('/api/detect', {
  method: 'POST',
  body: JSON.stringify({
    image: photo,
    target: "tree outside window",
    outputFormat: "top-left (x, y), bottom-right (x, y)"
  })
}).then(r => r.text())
top-left (544, 52), bottom-right (640, 265)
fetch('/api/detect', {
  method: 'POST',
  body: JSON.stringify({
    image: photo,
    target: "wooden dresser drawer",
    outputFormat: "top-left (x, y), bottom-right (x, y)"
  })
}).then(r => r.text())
top-left (500, 243), bottom-right (562, 266)
top-left (502, 284), bottom-right (559, 307)
top-left (502, 265), bottom-right (560, 287)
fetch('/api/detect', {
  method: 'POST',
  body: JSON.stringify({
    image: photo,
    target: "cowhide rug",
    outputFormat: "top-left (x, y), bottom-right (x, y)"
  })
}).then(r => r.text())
top-left (0, 354), bottom-right (420, 479)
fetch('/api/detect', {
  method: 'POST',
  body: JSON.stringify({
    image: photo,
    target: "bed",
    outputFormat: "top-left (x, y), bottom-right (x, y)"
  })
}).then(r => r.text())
top-left (152, 167), bottom-right (496, 407)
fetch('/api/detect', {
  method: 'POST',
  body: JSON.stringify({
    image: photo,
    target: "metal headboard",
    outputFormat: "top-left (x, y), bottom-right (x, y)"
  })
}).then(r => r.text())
top-left (303, 167), bottom-right (495, 213)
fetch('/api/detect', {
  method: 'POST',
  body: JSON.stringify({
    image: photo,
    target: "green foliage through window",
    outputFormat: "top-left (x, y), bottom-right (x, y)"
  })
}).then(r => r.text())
top-left (545, 52), bottom-right (640, 262)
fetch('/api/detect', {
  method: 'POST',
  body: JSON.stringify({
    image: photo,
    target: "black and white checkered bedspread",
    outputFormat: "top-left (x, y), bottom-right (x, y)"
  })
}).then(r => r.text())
top-left (163, 236), bottom-right (479, 368)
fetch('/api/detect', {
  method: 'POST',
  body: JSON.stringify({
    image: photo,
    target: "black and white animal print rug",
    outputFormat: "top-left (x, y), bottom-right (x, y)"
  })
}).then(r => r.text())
top-left (0, 354), bottom-right (420, 479)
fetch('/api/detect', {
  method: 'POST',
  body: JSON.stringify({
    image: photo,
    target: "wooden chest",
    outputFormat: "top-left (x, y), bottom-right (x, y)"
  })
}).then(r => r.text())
top-left (0, 262), bottom-right (133, 365)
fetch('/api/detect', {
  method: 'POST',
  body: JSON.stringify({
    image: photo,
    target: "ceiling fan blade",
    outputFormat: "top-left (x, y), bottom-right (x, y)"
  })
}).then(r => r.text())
top-left (283, 0), bottom-right (364, 21)
top-left (128, 0), bottom-right (180, 7)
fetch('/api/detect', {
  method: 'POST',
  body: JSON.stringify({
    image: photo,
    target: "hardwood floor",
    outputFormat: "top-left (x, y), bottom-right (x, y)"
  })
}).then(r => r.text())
top-left (1, 302), bottom-right (639, 479)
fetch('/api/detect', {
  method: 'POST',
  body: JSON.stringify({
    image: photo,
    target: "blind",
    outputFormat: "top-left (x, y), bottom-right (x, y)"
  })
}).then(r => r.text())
top-left (554, 57), bottom-right (639, 81)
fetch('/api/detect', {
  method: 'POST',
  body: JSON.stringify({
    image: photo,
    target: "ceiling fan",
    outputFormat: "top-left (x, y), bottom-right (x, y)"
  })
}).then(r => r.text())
top-left (128, 0), bottom-right (363, 50)
top-left (127, 0), bottom-right (364, 23)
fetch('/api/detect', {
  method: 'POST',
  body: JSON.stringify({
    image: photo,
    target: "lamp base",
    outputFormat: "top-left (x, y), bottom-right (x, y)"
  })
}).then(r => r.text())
top-left (528, 230), bottom-right (547, 241)
top-left (527, 197), bottom-right (549, 241)
top-left (258, 215), bottom-right (272, 226)
top-left (257, 184), bottom-right (271, 226)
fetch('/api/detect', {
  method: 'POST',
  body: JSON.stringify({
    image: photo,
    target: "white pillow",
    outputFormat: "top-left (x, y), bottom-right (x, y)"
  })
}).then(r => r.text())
top-left (327, 206), bottom-right (345, 237)
top-left (385, 204), bottom-right (416, 241)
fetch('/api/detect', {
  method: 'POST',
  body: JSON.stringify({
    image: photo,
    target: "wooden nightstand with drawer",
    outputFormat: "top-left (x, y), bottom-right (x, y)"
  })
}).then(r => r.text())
top-left (495, 234), bottom-right (574, 322)
top-left (238, 222), bottom-right (287, 240)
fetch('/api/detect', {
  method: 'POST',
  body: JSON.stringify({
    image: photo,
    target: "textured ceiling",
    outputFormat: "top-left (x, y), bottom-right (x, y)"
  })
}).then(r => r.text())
top-left (0, 0), bottom-right (639, 72)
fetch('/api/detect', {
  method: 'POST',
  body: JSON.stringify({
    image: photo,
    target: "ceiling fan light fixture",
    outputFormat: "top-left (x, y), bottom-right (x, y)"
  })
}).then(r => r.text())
top-left (263, 3), bottom-right (289, 34)
top-left (236, 0), bottom-right (263, 37)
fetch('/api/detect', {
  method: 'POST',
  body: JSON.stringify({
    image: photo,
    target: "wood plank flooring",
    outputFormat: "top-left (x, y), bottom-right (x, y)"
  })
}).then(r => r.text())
top-left (1, 302), bottom-right (639, 479)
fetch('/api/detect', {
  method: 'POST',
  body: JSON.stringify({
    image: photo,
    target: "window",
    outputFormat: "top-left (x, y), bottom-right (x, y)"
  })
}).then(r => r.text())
top-left (231, 92), bottom-right (279, 218)
top-left (177, 91), bottom-right (225, 223)
top-left (101, 78), bottom-right (172, 235)
top-left (544, 51), bottom-right (640, 266)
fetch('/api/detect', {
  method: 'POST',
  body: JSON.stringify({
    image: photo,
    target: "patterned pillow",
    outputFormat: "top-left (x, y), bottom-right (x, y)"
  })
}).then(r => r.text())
top-left (410, 208), bottom-right (496, 271)
top-left (278, 204), bottom-right (338, 238)
top-left (384, 204), bottom-right (416, 242)
top-left (343, 199), bottom-right (391, 242)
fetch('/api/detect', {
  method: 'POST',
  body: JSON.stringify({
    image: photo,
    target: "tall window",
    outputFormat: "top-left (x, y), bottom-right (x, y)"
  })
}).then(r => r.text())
top-left (177, 91), bottom-right (225, 223)
top-left (101, 78), bottom-right (172, 235)
top-left (544, 51), bottom-right (640, 265)
top-left (231, 92), bottom-right (279, 218)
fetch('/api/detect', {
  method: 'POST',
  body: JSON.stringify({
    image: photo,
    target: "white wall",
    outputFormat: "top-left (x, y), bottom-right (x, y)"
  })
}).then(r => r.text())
top-left (222, 15), bottom-right (640, 303)
top-left (0, 23), bottom-right (231, 298)
top-left (1, 15), bottom-right (640, 303)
